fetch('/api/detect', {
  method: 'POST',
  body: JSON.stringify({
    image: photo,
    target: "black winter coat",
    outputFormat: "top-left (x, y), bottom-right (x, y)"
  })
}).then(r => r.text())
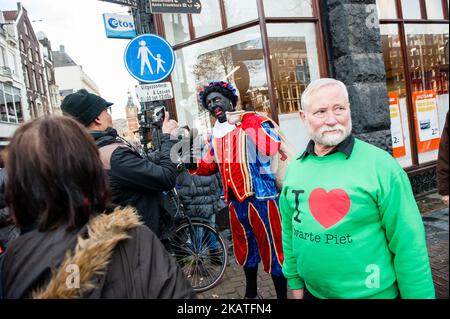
top-left (0, 169), bottom-right (18, 251)
top-left (176, 171), bottom-right (226, 220)
top-left (91, 129), bottom-right (178, 241)
top-left (0, 207), bottom-right (195, 299)
top-left (437, 111), bottom-right (449, 196)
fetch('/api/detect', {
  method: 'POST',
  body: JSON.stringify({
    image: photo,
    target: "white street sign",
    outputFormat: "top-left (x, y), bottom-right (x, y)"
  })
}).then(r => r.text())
top-left (135, 82), bottom-right (174, 102)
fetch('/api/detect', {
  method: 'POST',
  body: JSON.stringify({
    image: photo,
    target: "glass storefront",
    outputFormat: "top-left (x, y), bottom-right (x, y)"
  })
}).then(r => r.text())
top-left (162, 0), bottom-right (324, 153)
top-left (426, 0), bottom-right (445, 19)
top-left (376, 0), bottom-right (397, 19)
top-left (161, 0), bottom-right (448, 172)
top-left (162, 14), bottom-right (190, 46)
top-left (378, 0), bottom-right (449, 169)
top-left (171, 26), bottom-right (267, 139)
top-left (224, 0), bottom-right (258, 27)
top-left (262, 0), bottom-right (313, 17)
top-left (404, 24), bottom-right (448, 164)
top-left (191, 0), bottom-right (222, 38)
top-left (0, 83), bottom-right (23, 124)
top-left (380, 24), bottom-right (413, 168)
top-left (400, 0), bottom-right (422, 19)
top-left (266, 23), bottom-right (321, 152)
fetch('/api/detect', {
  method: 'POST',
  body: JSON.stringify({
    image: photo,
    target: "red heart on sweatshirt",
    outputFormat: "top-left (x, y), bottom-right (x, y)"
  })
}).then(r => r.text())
top-left (308, 188), bottom-right (351, 229)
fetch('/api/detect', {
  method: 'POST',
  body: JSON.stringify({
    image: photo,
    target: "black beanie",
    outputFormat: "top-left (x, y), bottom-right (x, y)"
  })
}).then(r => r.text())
top-left (61, 89), bottom-right (113, 127)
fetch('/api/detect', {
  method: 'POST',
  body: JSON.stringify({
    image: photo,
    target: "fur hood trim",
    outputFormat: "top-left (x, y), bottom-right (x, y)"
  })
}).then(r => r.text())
top-left (32, 206), bottom-right (142, 299)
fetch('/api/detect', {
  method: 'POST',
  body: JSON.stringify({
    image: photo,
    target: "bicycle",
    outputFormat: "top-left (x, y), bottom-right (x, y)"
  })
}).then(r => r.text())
top-left (166, 188), bottom-right (228, 293)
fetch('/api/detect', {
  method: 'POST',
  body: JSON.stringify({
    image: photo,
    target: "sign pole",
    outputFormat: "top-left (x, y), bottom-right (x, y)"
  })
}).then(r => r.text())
top-left (131, 0), bottom-right (162, 155)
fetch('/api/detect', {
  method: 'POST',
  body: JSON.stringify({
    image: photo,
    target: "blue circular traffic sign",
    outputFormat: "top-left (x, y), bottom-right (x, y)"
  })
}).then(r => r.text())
top-left (124, 34), bottom-right (176, 83)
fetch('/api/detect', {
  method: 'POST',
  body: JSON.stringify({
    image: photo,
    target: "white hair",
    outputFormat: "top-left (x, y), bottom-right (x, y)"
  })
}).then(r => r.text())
top-left (300, 78), bottom-right (349, 111)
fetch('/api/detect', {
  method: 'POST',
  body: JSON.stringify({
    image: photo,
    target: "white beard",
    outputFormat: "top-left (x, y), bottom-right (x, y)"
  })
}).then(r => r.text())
top-left (307, 118), bottom-right (352, 147)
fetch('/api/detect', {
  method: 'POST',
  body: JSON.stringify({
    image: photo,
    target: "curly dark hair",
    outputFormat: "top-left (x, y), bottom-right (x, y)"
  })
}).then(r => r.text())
top-left (198, 81), bottom-right (239, 109)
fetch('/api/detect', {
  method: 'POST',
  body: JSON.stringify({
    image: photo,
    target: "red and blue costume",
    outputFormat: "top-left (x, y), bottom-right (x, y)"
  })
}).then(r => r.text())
top-left (192, 112), bottom-right (284, 276)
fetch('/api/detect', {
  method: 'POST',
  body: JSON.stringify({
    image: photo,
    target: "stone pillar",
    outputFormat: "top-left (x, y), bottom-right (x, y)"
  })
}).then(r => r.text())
top-left (320, 0), bottom-right (392, 153)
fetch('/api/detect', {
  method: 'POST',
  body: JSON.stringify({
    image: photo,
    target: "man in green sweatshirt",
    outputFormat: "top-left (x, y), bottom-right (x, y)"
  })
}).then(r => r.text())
top-left (280, 78), bottom-right (435, 299)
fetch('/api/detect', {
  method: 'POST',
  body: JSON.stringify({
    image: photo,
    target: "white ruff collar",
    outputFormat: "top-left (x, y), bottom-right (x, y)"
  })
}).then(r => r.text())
top-left (212, 120), bottom-right (236, 138)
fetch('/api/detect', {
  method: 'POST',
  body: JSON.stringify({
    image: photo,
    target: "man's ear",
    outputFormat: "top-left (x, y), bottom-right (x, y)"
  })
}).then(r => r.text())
top-left (93, 117), bottom-right (102, 125)
top-left (87, 117), bottom-right (102, 130)
top-left (299, 109), bottom-right (306, 122)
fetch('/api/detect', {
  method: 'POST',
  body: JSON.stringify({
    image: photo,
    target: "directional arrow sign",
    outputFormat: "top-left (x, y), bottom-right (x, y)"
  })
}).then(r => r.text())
top-left (149, 0), bottom-right (202, 14)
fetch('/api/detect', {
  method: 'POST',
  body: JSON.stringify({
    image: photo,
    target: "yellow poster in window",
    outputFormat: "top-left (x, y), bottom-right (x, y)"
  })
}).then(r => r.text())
top-left (389, 92), bottom-right (406, 158)
top-left (412, 90), bottom-right (440, 153)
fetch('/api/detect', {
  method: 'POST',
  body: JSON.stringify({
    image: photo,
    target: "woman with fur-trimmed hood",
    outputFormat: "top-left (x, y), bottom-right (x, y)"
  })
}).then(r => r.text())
top-left (0, 116), bottom-right (195, 299)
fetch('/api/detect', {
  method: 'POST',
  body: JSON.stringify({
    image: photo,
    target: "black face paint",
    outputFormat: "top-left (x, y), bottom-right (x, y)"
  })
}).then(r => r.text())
top-left (205, 92), bottom-right (234, 123)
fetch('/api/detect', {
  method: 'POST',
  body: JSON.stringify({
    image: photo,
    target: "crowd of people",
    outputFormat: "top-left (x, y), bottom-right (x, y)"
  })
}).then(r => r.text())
top-left (0, 76), bottom-right (446, 299)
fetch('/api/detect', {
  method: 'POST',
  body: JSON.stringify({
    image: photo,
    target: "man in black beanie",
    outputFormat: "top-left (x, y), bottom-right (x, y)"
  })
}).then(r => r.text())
top-left (61, 89), bottom-right (180, 248)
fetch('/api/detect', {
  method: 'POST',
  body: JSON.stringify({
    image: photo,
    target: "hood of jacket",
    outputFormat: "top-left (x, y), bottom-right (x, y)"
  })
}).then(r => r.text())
top-left (2, 206), bottom-right (142, 299)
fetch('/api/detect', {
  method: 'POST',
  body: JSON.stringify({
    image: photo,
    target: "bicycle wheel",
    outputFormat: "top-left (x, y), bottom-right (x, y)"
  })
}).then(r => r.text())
top-left (171, 221), bottom-right (228, 292)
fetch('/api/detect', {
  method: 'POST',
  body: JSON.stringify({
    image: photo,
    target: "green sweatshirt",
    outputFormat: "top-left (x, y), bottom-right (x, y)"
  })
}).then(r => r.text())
top-left (280, 138), bottom-right (435, 299)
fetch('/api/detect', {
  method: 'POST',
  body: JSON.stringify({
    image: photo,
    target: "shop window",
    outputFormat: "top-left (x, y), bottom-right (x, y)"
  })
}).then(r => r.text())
top-left (171, 26), bottom-right (268, 137)
top-left (405, 24), bottom-right (449, 164)
top-left (426, 0), bottom-right (445, 19)
top-left (192, 0), bottom-right (222, 38)
top-left (376, 0), bottom-right (397, 19)
top-left (163, 14), bottom-right (190, 45)
top-left (380, 24), bottom-right (412, 167)
top-left (13, 87), bottom-right (23, 123)
top-left (0, 86), bottom-right (6, 122)
top-left (4, 88), bottom-right (16, 123)
top-left (224, 0), bottom-right (258, 27)
top-left (267, 23), bottom-right (319, 114)
top-left (263, 0), bottom-right (313, 17)
top-left (267, 23), bottom-right (320, 153)
top-left (400, 0), bottom-right (422, 19)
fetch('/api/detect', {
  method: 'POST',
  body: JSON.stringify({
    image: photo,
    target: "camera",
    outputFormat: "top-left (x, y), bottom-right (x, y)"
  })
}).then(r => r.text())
top-left (138, 103), bottom-right (166, 155)
top-left (151, 105), bottom-right (166, 127)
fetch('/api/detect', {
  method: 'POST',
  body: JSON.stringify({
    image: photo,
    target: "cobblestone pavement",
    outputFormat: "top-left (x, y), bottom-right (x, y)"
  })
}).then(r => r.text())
top-left (196, 192), bottom-right (449, 299)
top-left (419, 194), bottom-right (449, 299)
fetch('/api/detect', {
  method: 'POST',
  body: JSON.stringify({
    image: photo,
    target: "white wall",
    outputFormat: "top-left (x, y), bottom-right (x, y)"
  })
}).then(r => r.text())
top-left (54, 65), bottom-right (100, 95)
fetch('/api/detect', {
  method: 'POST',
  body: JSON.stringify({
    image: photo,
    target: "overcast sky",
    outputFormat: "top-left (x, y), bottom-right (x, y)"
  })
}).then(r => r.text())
top-left (0, 0), bottom-right (139, 120)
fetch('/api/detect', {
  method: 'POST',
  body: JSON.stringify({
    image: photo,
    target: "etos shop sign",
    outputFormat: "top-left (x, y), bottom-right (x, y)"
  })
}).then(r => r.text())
top-left (102, 13), bottom-right (137, 39)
